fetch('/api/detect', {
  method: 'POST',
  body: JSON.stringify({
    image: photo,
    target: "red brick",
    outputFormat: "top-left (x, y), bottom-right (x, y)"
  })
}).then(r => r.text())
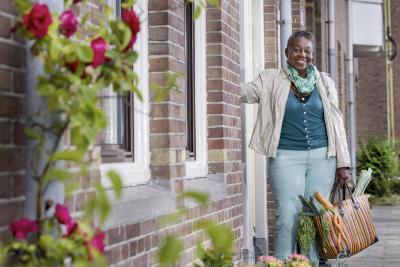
top-left (107, 227), bottom-right (126, 246)
top-left (149, 134), bottom-right (185, 149)
top-left (148, 11), bottom-right (169, 26)
top-left (12, 174), bottom-right (25, 197)
top-left (0, 147), bottom-right (24, 172)
top-left (133, 254), bottom-right (148, 267)
top-left (0, 42), bottom-right (24, 68)
top-left (121, 243), bottom-right (129, 260)
top-left (13, 122), bottom-right (25, 146)
top-left (0, 1), bottom-right (17, 15)
top-left (0, 14), bottom-right (12, 38)
top-left (141, 219), bottom-right (156, 235)
top-left (129, 240), bottom-right (137, 256)
top-left (150, 163), bottom-right (184, 179)
top-left (0, 95), bottom-right (25, 118)
top-left (150, 119), bottom-right (185, 133)
top-left (0, 68), bottom-right (12, 92)
top-left (0, 122), bottom-right (12, 144)
top-left (126, 222), bottom-right (141, 239)
top-left (0, 201), bottom-right (24, 226)
top-left (0, 176), bottom-right (13, 198)
top-left (148, 0), bottom-right (170, 11)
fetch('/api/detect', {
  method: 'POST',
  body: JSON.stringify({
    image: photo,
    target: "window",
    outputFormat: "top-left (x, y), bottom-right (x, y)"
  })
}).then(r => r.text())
top-left (184, 1), bottom-right (207, 178)
top-left (100, 0), bottom-right (149, 186)
top-left (185, 1), bottom-right (196, 160)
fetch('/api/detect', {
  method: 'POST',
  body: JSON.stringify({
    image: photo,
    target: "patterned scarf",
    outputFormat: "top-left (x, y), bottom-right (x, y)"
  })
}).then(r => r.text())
top-left (286, 63), bottom-right (317, 94)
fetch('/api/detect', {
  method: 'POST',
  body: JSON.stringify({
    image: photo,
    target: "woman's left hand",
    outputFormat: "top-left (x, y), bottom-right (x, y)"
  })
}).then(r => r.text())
top-left (335, 167), bottom-right (351, 185)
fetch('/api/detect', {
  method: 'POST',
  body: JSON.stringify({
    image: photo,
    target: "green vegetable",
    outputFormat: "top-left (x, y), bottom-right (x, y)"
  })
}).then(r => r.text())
top-left (297, 212), bottom-right (316, 255)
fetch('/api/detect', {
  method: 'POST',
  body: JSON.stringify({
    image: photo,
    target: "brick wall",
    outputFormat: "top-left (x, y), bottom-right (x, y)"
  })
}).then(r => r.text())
top-left (355, 0), bottom-right (400, 141)
top-left (101, 0), bottom-right (244, 265)
top-left (0, 0), bottom-right (26, 240)
top-left (148, 0), bottom-right (186, 186)
top-left (333, 0), bottom-right (349, 131)
top-left (292, 0), bottom-right (306, 32)
top-left (263, 0), bottom-right (278, 255)
top-left (264, 0), bottom-right (278, 69)
top-left (356, 57), bottom-right (388, 140)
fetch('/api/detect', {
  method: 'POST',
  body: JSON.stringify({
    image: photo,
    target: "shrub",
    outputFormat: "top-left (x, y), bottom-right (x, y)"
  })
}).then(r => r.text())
top-left (357, 137), bottom-right (400, 197)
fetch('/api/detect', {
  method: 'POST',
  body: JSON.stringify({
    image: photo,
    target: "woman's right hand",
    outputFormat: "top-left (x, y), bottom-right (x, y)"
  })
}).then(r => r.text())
top-left (335, 167), bottom-right (351, 185)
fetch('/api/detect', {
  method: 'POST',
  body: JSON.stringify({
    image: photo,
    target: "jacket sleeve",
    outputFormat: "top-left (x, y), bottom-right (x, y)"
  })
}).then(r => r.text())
top-left (240, 70), bottom-right (267, 104)
top-left (323, 74), bottom-right (351, 168)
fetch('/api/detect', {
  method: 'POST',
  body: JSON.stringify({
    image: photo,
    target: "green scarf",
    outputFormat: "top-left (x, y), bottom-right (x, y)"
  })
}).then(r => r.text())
top-left (286, 63), bottom-right (317, 94)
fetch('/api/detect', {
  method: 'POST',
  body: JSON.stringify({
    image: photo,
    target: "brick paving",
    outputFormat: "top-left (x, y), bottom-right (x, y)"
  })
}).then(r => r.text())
top-left (327, 205), bottom-right (400, 267)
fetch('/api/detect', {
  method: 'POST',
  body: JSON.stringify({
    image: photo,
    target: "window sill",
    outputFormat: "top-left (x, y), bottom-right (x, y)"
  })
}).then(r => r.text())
top-left (104, 174), bottom-right (226, 229)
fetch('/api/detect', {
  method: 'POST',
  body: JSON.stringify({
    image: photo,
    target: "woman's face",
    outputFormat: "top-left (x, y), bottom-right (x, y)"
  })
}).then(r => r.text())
top-left (285, 37), bottom-right (313, 75)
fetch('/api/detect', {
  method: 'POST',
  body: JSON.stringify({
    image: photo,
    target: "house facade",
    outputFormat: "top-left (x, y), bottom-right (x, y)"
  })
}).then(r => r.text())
top-left (0, 0), bottom-right (397, 266)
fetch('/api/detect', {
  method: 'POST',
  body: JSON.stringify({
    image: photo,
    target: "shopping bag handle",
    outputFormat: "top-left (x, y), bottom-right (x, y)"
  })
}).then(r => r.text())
top-left (330, 182), bottom-right (359, 215)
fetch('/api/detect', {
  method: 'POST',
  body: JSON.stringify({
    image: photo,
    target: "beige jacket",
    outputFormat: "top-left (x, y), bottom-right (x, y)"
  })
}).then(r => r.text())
top-left (241, 68), bottom-right (350, 168)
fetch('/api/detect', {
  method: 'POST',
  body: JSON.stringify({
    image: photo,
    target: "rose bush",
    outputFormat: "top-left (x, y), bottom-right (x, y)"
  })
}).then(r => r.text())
top-left (22, 2), bottom-right (52, 38)
top-left (1, 0), bottom-right (141, 266)
top-left (258, 254), bottom-right (312, 267)
top-left (59, 10), bottom-right (78, 37)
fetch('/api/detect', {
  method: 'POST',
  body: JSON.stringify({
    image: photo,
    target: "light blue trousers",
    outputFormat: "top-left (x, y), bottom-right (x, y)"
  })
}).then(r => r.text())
top-left (268, 147), bottom-right (336, 263)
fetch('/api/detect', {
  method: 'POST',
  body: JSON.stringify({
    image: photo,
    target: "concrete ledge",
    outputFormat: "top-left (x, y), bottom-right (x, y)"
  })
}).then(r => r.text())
top-left (104, 175), bottom-right (226, 229)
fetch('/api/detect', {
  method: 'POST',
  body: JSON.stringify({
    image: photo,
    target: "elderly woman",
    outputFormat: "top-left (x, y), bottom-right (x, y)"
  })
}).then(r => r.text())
top-left (241, 31), bottom-right (351, 264)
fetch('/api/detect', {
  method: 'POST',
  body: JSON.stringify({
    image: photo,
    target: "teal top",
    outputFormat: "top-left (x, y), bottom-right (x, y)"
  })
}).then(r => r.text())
top-left (278, 88), bottom-right (328, 150)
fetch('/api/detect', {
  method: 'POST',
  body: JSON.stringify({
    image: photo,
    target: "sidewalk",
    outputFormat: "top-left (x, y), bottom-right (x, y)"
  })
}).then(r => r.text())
top-left (344, 204), bottom-right (400, 266)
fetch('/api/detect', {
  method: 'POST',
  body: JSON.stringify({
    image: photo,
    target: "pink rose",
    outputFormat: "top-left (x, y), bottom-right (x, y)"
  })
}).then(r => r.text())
top-left (91, 37), bottom-right (108, 68)
top-left (90, 231), bottom-right (105, 253)
top-left (66, 222), bottom-right (78, 236)
top-left (59, 10), bottom-right (78, 37)
top-left (121, 8), bottom-right (140, 51)
top-left (9, 219), bottom-right (39, 240)
top-left (55, 203), bottom-right (73, 225)
top-left (22, 3), bottom-right (52, 39)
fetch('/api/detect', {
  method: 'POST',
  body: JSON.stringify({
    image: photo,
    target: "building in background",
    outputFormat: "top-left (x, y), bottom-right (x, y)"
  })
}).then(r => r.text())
top-left (0, 0), bottom-right (397, 265)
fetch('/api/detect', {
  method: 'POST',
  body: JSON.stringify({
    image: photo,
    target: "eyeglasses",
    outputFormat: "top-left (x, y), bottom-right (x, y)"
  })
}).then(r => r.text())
top-left (290, 47), bottom-right (313, 56)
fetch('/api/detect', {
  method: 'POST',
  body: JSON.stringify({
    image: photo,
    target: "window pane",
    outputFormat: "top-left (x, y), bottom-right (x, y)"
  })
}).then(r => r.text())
top-left (185, 1), bottom-right (196, 160)
top-left (100, 88), bottom-right (134, 163)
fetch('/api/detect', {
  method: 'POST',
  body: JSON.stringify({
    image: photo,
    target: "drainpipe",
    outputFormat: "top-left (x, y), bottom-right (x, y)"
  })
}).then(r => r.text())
top-left (240, 0), bottom-right (255, 263)
top-left (279, 0), bottom-right (292, 66)
top-left (385, 0), bottom-right (395, 140)
top-left (25, 0), bottom-right (64, 219)
top-left (346, 0), bottom-right (356, 181)
top-left (328, 0), bottom-right (336, 80)
top-left (252, 0), bottom-right (267, 260)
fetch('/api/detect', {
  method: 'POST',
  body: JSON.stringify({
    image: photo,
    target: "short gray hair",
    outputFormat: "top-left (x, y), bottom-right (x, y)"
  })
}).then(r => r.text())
top-left (286, 31), bottom-right (315, 49)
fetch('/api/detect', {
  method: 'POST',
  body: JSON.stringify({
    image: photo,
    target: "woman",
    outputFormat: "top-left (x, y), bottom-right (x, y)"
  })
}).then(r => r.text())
top-left (241, 31), bottom-right (351, 264)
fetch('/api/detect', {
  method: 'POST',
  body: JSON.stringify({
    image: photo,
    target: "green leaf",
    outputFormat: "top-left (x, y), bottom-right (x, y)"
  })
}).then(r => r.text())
top-left (25, 127), bottom-right (40, 140)
top-left (193, 4), bottom-right (202, 19)
top-left (119, 22), bottom-right (132, 51)
top-left (107, 170), bottom-right (122, 198)
top-left (207, 0), bottom-right (220, 7)
top-left (51, 149), bottom-right (84, 162)
top-left (95, 183), bottom-right (111, 225)
top-left (121, 0), bottom-right (136, 8)
top-left (158, 235), bottom-right (183, 265)
top-left (76, 45), bottom-right (93, 63)
top-left (39, 234), bottom-right (54, 251)
top-left (195, 219), bottom-right (234, 252)
top-left (49, 39), bottom-right (62, 61)
top-left (178, 190), bottom-right (209, 205)
top-left (157, 209), bottom-right (188, 226)
top-left (13, 0), bottom-right (32, 13)
top-left (43, 167), bottom-right (72, 183)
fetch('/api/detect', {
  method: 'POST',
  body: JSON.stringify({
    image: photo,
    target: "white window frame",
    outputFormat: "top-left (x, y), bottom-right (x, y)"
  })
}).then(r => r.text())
top-left (185, 7), bottom-right (207, 178)
top-left (101, 0), bottom-right (150, 187)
